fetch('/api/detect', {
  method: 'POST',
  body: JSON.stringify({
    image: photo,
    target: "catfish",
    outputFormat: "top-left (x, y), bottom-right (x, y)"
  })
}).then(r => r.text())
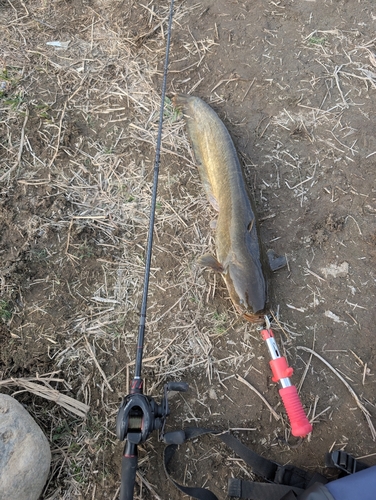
top-left (173, 94), bottom-right (285, 322)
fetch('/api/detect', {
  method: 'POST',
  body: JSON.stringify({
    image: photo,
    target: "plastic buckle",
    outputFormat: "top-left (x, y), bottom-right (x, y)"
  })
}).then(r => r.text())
top-left (329, 450), bottom-right (357, 474)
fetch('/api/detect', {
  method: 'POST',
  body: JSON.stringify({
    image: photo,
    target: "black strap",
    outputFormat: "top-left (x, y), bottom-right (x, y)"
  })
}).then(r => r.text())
top-left (163, 428), bottom-right (326, 500)
top-left (228, 478), bottom-right (304, 500)
top-left (164, 440), bottom-right (218, 500)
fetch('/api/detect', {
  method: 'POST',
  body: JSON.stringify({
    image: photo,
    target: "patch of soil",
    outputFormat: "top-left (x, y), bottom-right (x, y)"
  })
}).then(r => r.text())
top-left (1, 0), bottom-right (376, 499)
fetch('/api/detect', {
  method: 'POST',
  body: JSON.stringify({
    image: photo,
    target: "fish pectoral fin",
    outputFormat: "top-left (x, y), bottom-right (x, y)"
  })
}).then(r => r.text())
top-left (267, 249), bottom-right (287, 271)
top-left (208, 193), bottom-right (219, 212)
top-left (198, 253), bottom-right (224, 272)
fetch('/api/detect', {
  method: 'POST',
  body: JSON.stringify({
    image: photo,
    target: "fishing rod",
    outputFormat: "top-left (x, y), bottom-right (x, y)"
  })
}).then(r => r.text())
top-left (116, 1), bottom-right (188, 499)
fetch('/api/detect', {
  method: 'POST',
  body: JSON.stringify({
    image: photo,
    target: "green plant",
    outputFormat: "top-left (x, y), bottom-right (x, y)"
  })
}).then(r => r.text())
top-left (77, 243), bottom-right (95, 260)
top-left (70, 461), bottom-right (85, 483)
top-left (0, 67), bottom-right (22, 99)
top-left (0, 300), bottom-right (12, 320)
top-left (34, 103), bottom-right (51, 119)
top-left (52, 421), bottom-right (72, 442)
top-left (164, 96), bottom-right (181, 122)
top-left (3, 93), bottom-right (24, 108)
top-left (308, 36), bottom-right (326, 46)
top-left (30, 248), bottom-right (49, 262)
top-left (213, 311), bottom-right (227, 334)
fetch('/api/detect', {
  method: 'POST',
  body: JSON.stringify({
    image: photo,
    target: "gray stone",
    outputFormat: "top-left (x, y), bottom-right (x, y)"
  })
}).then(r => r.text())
top-left (0, 394), bottom-right (51, 500)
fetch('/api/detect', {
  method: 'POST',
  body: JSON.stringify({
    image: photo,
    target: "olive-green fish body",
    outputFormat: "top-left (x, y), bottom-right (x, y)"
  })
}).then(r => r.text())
top-left (174, 94), bottom-right (268, 321)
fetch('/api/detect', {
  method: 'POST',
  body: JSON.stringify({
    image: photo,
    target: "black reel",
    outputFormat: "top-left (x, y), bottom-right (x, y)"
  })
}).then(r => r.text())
top-left (116, 393), bottom-right (160, 444)
top-left (116, 381), bottom-right (188, 500)
top-left (116, 381), bottom-right (188, 445)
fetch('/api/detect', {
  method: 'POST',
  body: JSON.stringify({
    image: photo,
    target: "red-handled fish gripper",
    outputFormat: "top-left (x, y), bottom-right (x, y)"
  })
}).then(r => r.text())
top-left (261, 316), bottom-right (313, 438)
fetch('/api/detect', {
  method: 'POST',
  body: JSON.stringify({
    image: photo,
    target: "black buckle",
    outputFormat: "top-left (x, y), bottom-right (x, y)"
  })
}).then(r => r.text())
top-left (274, 464), bottom-right (312, 490)
top-left (328, 451), bottom-right (357, 474)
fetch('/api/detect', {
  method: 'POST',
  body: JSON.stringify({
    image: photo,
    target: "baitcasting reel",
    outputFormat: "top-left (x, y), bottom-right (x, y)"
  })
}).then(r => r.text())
top-left (116, 381), bottom-right (188, 444)
top-left (116, 381), bottom-right (188, 500)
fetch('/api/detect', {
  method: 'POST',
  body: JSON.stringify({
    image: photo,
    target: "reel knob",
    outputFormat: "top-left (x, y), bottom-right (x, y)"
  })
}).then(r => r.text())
top-left (163, 430), bottom-right (186, 445)
top-left (166, 382), bottom-right (189, 392)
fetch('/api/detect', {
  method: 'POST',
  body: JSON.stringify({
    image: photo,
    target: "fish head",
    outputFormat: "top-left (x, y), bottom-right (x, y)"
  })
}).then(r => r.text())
top-left (224, 259), bottom-right (267, 324)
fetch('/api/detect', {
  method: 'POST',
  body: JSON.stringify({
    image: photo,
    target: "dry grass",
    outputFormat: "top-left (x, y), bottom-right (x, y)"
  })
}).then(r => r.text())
top-left (1, 1), bottom-right (376, 498)
top-left (0, 1), bottom-right (255, 497)
top-left (0, 373), bottom-right (90, 417)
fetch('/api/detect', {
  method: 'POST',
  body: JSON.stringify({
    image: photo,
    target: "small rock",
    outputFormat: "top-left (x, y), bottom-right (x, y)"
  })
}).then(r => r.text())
top-left (320, 261), bottom-right (349, 278)
top-left (209, 388), bottom-right (217, 400)
top-left (0, 394), bottom-right (51, 500)
top-left (324, 310), bottom-right (347, 324)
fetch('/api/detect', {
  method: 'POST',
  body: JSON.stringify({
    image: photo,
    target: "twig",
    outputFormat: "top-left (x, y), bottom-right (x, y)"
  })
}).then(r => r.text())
top-left (297, 346), bottom-right (376, 440)
top-left (363, 363), bottom-right (367, 386)
top-left (346, 215), bottom-right (362, 235)
top-left (85, 337), bottom-right (114, 392)
top-left (235, 374), bottom-right (280, 421)
top-left (269, 310), bottom-right (290, 341)
top-left (357, 452), bottom-right (376, 460)
top-left (0, 106), bottom-right (29, 182)
top-left (147, 291), bottom-right (188, 324)
top-left (242, 77), bottom-right (255, 102)
top-left (211, 75), bottom-right (239, 93)
top-left (304, 268), bottom-right (326, 283)
top-left (136, 472), bottom-right (162, 500)
top-left (125, 335), bottom-right (178, 387)
top-left (285, 175), bottom-right (315, 191)
top-left (297, 352), bottom-right (312, 393)
top-left (333, 65), bottom-right (349, 108)
top-left (311, 405), bottom-right (331, 423)
top-left (286, 304), bottom-right (307, 313)
top-left (47, 100), bottom-right (67, 169)
top-left (229, 427), bottom-right (257, 431)
top-left (111, 487), bottom-right (120, 500)
top-left (0, 377), bottom-right (89, 417)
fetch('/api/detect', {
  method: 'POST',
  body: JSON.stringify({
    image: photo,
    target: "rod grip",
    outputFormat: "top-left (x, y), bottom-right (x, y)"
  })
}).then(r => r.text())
top-left (120, 442), bottom-right (138, 500)
top-left (279, 385), bottom-right (313, 437)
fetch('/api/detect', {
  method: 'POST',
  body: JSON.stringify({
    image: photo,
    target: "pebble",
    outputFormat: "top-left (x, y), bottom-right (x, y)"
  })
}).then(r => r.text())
top-left (0, 394), bottom-right (51, 500)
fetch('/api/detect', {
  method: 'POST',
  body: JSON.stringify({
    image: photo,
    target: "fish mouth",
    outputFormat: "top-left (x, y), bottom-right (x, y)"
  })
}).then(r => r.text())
top-left (242, 311), bottom-right (265, 324)
top-left (234, 302), bottom-right (265, 324)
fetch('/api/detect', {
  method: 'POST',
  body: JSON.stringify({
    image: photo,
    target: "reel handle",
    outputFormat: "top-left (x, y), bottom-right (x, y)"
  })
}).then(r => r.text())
top-left (120, 441), bottom-right (138, 500)
top-left (166, 381), bottom-right (189, 392)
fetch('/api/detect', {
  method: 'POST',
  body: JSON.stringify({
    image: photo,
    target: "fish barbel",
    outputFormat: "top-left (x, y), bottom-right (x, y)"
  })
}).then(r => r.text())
top-left (173, 94), bottom-right (283, 323)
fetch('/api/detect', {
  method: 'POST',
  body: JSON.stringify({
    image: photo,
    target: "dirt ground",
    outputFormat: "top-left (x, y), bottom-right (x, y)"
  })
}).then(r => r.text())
top-left (1, 0), bottom-right (376, 498)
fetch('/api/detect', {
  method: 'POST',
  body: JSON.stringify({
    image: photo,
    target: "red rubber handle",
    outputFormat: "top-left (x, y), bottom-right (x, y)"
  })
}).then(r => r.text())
top-left (279, 385), bottom-right (313, 437)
